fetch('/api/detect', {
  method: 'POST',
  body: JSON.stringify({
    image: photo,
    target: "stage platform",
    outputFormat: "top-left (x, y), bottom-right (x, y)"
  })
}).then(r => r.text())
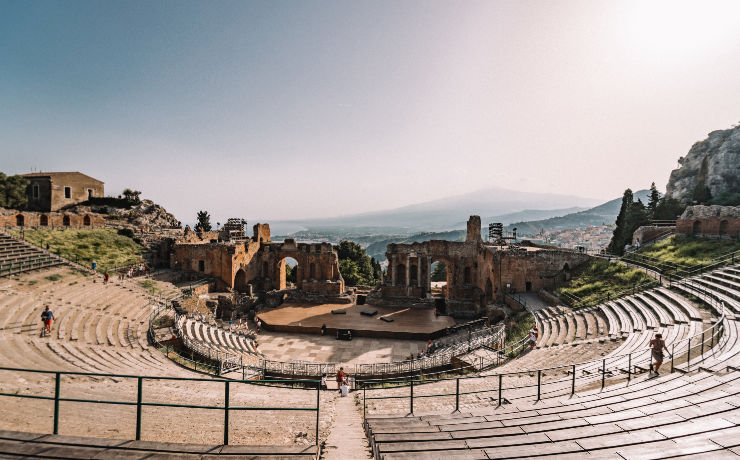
top-left (257, 302), bottom-right (456, 340)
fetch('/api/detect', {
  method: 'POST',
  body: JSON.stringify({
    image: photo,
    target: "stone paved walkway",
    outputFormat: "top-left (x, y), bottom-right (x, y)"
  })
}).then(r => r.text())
top-left (322, 392), bottom-right (372, 460)
top-left (257, 331), bottom-right (427, 365)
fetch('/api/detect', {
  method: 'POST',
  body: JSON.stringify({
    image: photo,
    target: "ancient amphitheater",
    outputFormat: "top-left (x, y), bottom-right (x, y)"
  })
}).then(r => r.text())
top-left (2, 229), bottom-right (740, 459)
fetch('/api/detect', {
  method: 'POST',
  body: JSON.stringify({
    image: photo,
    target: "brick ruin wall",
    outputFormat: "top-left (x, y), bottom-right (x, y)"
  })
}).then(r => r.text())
top-left (675, 205), bottom-right (740, 238)
top-left (172, 224), bottom-right (344, 296)
top-left (379, 216), bottom-right (591, 318)
top-left (0, 210), bottom-right (105, 228)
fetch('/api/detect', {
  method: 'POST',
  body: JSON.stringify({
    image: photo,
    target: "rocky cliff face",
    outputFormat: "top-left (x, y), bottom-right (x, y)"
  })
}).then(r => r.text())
top-left (665, 125), bottom-right (740, 203)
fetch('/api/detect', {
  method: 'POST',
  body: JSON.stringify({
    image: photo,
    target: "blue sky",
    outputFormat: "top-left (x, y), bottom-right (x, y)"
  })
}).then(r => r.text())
top-left (2, 0), bottom-right (739, 224)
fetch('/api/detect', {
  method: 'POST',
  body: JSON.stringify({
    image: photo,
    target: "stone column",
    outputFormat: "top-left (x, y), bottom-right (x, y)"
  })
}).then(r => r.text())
top-left (405, 254), bottom-right (411, 287)
top-left (426, 256), bottom-right (432, 297)
top-left (390, 255), bottom-right (395, 286)
top-left (416, 259), bottom-right (421, 289)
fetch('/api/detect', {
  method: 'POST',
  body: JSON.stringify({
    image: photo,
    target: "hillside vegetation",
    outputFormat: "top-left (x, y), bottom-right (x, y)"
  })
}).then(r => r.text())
top-left (630, 234), bottom-right (740, 270)
top-left (12, 228), bottom-right (144, 272)
top-left (554, 259), bottom-right (654, 307)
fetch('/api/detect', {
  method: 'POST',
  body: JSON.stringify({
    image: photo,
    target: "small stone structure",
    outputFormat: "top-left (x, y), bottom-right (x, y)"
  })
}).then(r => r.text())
top-left (172, 222), bottom-right (345, 298)
top-left (379, 216), bottom-right (591, 318)
top-left (0, 208), bottom-right (105, 228)
top-left (676, 205), bottom-right (740, 238)
top-left (22, 171), bottom-right (104, 212)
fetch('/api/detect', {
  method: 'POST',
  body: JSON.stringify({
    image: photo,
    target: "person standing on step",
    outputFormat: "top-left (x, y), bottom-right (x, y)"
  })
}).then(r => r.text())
top-left (40, 305), bottom-right (55, 337)
top-left (528, 324), bottom-right (538, 350)
top-left (649, 333), bottom-right (670, 376)
top-left (336, 367), bottom-right (346, 394)
top-left (91, 260), bottom-right (97, 272)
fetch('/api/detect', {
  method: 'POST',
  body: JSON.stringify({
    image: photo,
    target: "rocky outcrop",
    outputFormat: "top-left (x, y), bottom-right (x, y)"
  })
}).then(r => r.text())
top-left (665, 125), bottom-right (740, 203)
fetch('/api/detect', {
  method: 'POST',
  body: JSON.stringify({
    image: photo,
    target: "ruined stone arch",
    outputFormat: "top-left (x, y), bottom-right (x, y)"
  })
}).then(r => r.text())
top-left (234, 268), bottom-right (248, 293)
top-left (395, 263), bottom-right (406, 286)
top-left (562, 263), bottom-right (571, 282)
top-left (62, 215), bottom-right (70, 226)
top-left (40, 215), bottom-right (48, 226)
top-left (692, 220), bottom-right (702, 235)
top-left (15, 214), bottom-right (24, 227)
top-left (463, 266), bottom-right (471, 285)
top-left (720, 220), bottom-right (729, 236)
top-left (83, 215), bottom-right (91, 226)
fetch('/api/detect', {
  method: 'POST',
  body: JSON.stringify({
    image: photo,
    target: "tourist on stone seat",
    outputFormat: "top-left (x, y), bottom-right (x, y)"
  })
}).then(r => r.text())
top-left (321, 373), bottom-right (327, 390)
top-left (321, 324), bottom-right (327, 336)
top-left (649, 333), bottom-right (670, 376)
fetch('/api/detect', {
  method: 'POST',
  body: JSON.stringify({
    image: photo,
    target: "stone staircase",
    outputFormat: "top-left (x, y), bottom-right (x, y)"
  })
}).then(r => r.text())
top-left (0, 233), bottom-right (65, 277)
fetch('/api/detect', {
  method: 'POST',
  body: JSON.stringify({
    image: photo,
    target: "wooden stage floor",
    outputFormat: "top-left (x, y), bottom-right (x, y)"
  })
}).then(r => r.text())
top-left (257, 303), bottom-right (456, 339)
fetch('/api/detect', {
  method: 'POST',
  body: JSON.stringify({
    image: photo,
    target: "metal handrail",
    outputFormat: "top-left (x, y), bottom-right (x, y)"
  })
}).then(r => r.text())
top-left (361, 299), bottom-right (726, 413)
top-left (0, 365), bottom-right (321, 446)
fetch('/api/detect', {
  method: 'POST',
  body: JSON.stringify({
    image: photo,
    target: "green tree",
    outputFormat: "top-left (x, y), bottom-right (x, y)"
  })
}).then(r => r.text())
top-left (335, 240), bottom-right (379, 286)
top-left (607, 189), bottom-right (634, 255)
top-left (122, 188), bottom-right (142, 204)
top-left (195, 210), bottom-right (212, 232)
top-left (647, 182), bottom-right (660, 218)
top-left (285, 263), bottom-right (297, 283)
top-left (653, 196), bottom-right (686, 220)
top-left (430, 261), bottom-right (447, 282)
top-left (0, 173), bottom-right (30, 210)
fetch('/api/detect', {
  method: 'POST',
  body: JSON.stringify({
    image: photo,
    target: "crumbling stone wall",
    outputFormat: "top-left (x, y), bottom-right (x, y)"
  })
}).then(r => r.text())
top-left (0, 209), bottom-right (105, 228)
top-left (380, 216), bottom-right (591, 318)
top-left (676, 205), bottom-right (740, 238)
top-left (172, 223), bottom-right (345, 296)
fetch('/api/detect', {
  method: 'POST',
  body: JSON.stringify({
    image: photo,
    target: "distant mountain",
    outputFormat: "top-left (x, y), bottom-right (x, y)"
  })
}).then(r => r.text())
top-left (273, 187), bottom-right (600, 233)
top-left (453, 207), bottom-right (587, 228)
top-left (509, 189), bottom-right (651, 235)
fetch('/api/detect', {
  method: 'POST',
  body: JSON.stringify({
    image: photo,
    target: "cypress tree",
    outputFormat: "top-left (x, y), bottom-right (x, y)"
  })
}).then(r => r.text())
top-left (607, 189), bottom-right (634, 255)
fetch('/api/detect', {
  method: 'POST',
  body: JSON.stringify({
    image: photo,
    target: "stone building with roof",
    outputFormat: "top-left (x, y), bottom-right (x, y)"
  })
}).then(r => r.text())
top-left (22, 172), bottom-right (104, 212)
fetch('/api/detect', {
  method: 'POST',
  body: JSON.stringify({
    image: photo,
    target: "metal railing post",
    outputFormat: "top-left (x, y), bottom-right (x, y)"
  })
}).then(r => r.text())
top-left (455, 378), bottom-right (460, 411)
top-left (687, 337), bottom-right (691, 371)
top-left (498, 374), bottom-right (503, 406)
top-left (410, 377), bottom-right (414, 414)
top-left (601, 359), bottom-right (606, 389)
top-left (627, 354), bottom-right (631, 382)
top-left (537, 370), bottom-right (541, 401)
top-left (223, 381), bottom-right (230, 445)
top-left (571, 364), bottom-right (576, 396)
top-left (136, 377), bottom-right (143, 440)
top-left (315, 379), bottom-right (320, 445)
top-left (701, 331), bottom-right (705, 357)
top-left (671, 344), bottom-right (675, 373)
top-left (363, 385), bottom-right (366, 420)
top-left (53, 372), bottom-right (61, 435)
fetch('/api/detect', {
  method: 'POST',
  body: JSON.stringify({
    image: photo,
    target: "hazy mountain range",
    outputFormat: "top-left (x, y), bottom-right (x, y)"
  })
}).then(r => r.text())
top-left (272, 186), bottom-right (601, 234)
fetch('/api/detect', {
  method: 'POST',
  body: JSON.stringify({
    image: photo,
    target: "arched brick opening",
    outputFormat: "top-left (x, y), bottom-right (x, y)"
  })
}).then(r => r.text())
top-left (395, 264), bottom-right (406, 286)
top-left (409, 264), bottom-right (418, 286)
top-left (692, 220), bottom-right (702, 235)
top-left (83, 215), bottom-right (91, 226)
top-left (40, 215), bottom-right (48, 226)
top-left (234, 269), bottom-right (248, 293)
top-left (15, 214), bottom-right (24, 227)
top-left (62, 215), bottom-right (70, 226)
top-left (485, 278), bottom-right (493, 302)
top-left (720, 220), bottom-right (729, 236)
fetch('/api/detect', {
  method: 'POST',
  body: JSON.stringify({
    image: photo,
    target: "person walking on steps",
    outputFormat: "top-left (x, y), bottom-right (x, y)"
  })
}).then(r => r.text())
top-left (528, 324), bottom-right (538, 350)
top-left (40, 306), bottom-right (55, 337)
top-left (649, 333), bottom-right (670, 377)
